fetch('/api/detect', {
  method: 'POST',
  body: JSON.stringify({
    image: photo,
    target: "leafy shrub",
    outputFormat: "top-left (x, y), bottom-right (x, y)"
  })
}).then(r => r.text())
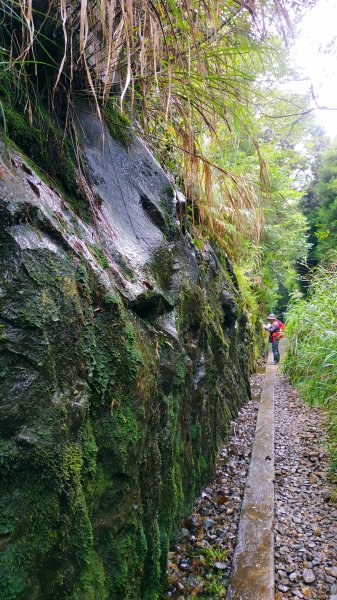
top-left (283, 265), bottom-right (337, 478)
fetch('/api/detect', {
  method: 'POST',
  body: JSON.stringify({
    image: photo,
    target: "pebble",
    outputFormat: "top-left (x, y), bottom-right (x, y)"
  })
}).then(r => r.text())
top-left (214, 561), bottom-right (227, 570)
top-left (275, 375), bottom-right (337, 600)
top-left (279, 584), bottom-right (290, 592)
top-left (204, 518), bottom-right (216, 529)
top-left (302, 569), bottom-right (315, 584)
top-left (327, 567), bottom-right (337, 578)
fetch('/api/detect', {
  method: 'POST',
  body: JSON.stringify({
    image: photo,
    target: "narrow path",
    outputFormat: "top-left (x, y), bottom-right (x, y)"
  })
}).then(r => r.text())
top-left (164, 356), bottom-right (337, 600)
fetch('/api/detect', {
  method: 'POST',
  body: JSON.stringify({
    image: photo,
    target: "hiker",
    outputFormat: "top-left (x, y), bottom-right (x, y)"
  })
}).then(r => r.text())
top-left (263, 313), bottom-right (281, 364)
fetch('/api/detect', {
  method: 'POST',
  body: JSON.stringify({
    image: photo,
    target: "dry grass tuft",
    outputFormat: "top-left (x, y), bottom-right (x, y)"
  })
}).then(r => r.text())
top-left (1, 0), bottom-right (294, 251)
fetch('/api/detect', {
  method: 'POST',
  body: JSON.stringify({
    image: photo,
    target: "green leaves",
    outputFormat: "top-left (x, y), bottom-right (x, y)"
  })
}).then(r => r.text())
top-left (284, 265), bottom-right (337, 478)
top-left (306, 140), bottom-right (337, 262)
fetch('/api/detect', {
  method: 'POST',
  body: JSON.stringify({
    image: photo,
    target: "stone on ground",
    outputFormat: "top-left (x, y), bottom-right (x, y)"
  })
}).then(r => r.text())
top-left (274, 374), bottom-right (337, 600)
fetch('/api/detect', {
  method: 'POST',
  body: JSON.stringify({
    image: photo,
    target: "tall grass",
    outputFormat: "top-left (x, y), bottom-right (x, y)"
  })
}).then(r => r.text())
top-left (0, 0), bottom-right (295, 250)
top-left (283, 265), bottom-right (337, 478)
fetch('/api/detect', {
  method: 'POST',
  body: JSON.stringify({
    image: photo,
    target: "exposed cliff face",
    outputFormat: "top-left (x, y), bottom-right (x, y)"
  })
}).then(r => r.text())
top-left (0, 109), bottom-right (251, 600)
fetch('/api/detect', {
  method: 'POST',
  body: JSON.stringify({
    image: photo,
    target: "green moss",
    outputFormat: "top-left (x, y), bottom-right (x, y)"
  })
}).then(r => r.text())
top-left (118, 256), bottom-right (137, 282)
top-left (0, 441), bottom-right (96, 599)
top-left (80, 421), bottom-right (98, 478)
top-left (190, 422), bottom-right (201, 441)
top-left (198, 455), bottom-right (207, 474)
top-left (103, 103), bottom-right (133, 148)
top-left (151, 246), bottom-right (174, 293)
top-left (1, 103), bottom-right (90, 221)
top-left (86, 244), bottom-right (110, 270)
top-left (173, 361), bottom-right (186, 387)
top-left (163, 185), bottom-right (175, 199)
top-left (159, 198), bottom-right (176, 238)
top-left (100, 524), bottom-right (148, 598)
top-left (74, 550), bottom-right (107, 600)
top-left (95, 407), bottom-right (141, 474)
top-left (103, 292), bottom-right (119, 305)
top-left (2, 105), bottom-right (41, 152)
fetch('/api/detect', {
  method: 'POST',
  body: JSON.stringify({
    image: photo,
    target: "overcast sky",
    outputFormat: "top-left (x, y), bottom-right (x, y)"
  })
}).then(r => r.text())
top-left (290, 0), bottom-right (337, 138)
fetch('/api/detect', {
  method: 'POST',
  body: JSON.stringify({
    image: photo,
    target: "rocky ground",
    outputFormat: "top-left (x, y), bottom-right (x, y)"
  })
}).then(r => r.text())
top-left (163, 370), bottom-right (265, 599)
top-left (275, 374), bottom-right (337, 600)
top-left (163, 366), bottom-right (337, 600)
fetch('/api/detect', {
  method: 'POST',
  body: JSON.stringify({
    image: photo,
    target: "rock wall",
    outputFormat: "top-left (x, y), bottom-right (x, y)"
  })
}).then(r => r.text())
top-left (0, 109), bottom-right (251, 599)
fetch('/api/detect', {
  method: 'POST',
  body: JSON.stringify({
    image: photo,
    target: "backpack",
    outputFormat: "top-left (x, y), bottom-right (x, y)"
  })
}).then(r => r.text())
top-left (277, 320), bottom-right (285, 339)
top-left (271, 320), bottom-right (285, 342)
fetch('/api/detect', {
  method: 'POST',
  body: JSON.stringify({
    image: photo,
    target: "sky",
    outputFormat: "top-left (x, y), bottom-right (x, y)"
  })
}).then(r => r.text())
top-left (290, 0), bottom-right (337, 138)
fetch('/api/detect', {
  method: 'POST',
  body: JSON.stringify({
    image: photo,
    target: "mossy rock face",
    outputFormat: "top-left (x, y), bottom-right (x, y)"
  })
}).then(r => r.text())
top-left (0, 131), bottom-right (251, 599)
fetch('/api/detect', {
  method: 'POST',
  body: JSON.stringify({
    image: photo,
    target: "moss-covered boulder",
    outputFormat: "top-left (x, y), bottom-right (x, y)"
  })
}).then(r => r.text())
top-left (0, 115), bottom-right (251, 599)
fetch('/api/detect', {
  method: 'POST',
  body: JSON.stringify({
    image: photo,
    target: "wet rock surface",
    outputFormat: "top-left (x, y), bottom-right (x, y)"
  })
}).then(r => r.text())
top-left (163, 371), bottom-right (265, 599)
top-left (0, 131), bottom-right (252, 599)
top-left (275, 374), bottom-right (337, 600)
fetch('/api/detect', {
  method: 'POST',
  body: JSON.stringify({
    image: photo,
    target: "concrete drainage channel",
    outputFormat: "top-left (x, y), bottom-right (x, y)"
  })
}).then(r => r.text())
top-left (227, 351), bottom-right (275, 600)
top-left (163, 356), bottom-right (274, 599)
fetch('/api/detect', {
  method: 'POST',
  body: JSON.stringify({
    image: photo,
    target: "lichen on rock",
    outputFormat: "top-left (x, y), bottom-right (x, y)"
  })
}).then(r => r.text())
top-left (0, 112), bottom-right (251, 599)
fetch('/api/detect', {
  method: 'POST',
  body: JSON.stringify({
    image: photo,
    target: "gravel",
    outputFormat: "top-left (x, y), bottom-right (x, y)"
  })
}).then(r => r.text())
top-left (274, 374), bottom-right (337, 600)
top-left (163, 371), bottom-right (264, 598)
top-left (164, 366), bottom-right (337, 600)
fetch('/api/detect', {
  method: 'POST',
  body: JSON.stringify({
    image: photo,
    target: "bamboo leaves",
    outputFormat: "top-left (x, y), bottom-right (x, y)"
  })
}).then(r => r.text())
top-left (0, 0), bottom-right (301, 262)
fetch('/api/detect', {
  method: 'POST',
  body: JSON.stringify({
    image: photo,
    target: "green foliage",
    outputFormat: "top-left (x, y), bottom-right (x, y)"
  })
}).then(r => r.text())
top-left (234, 265), bottom-right (263, 362)
top-left (203, 79), bottom-right (321, 316)
top-left (203, 573), bottom-right (226, 597)
top-left (197, 546), bottom-right (229, 568)
top-left (283, 266), bottom-right (337, 478)
top-left (86, 244), bottom-right (110, 270)
top-left (304, 140), bottom-right (337, 263)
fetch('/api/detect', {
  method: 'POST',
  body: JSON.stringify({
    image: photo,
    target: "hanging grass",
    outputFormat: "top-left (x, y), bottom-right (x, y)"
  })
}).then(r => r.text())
top-left (0, 0), bottom-right (296, 250)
